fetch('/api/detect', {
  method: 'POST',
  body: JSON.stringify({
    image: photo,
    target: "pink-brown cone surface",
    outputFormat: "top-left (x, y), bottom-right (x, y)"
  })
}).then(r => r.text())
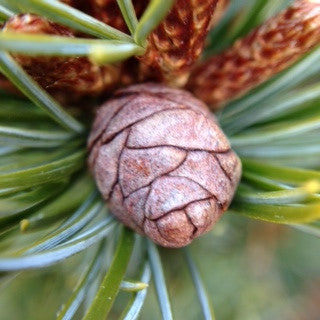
top-left (88, 83), bottom-right (241, 247)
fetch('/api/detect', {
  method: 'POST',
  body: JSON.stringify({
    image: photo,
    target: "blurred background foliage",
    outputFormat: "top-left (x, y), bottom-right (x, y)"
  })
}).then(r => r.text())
top-left (1, 215), bottom-right (319, 320)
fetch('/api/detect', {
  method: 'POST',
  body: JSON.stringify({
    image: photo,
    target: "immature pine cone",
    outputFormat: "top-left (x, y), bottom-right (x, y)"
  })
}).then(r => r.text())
top-left (188, 0), bottom-right (320, 109)
top-left (1, 14), bottom-right (120, 105)
top-left (140, 0), bottom-right (219, 86)
top-left (88, 83), bottom-right (241, 247)
top-left (62, 0), bottom-right (148, 33)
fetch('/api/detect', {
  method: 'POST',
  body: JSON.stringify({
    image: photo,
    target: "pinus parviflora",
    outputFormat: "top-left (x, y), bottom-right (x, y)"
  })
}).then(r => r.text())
top-left (0, 1), bottom-right (320, 319)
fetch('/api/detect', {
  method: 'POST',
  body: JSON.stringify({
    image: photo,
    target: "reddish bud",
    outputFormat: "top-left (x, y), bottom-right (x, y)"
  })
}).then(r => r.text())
top-left (1, 14), bottom-right (121, 105)
top-left (188, 0), bottom-right (320, 109)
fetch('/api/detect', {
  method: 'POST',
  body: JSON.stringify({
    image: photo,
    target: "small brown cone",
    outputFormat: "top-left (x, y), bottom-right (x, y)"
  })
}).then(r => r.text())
top-left (1, 14), bottom-right (121, 105)
top-left (187, 0), bottom-right (320, 109)
top-left (139, 0), bottom-right (219, 87)
top-left (209, 0), bottom-right (229, 28)
top-left (62, 0), bottom-right (148, 33)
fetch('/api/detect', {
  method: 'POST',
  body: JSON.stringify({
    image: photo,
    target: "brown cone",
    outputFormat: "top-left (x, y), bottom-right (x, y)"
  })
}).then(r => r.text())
top-left (1, 14), bottom-right (121, 105)
top-left (62, 0), bottom-right (222, 87)
top-left (209, 0), bottom-right (229, 28)
top-left (61, 0), bottom-right (148, 33)
top-left (0, 1), bottom-right (224, 102)
top-left (187, 0), bottom-right (320, 109)
top-left (139, 0), bottom-right (219, 87)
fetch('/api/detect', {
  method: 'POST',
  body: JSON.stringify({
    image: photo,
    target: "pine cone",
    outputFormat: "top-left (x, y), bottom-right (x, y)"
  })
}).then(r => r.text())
top-left (209, 0), bottom-right (229, 28)
top-left (0, 1), bottom-right (222, 102)
top-left (62, 0), bottom-right (220, 87)
top-left (88, 83), bottom-right (241, 247)
top-left (139, 0), bottom-right (219, 86)
top-left (62, 0), bottom-right (148, 33)
top-left (1, 14), bottom-right (121, 105)
top-left (188, 0), bottom-right (320, 109)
